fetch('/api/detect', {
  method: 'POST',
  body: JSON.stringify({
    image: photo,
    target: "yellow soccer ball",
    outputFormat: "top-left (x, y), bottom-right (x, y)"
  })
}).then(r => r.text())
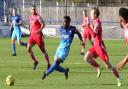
top-left (6, 75), bottom-right (15, 86)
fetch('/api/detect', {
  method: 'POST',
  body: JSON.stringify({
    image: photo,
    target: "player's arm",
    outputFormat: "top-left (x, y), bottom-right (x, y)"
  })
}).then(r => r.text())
top-left (37, 16), bottom-right (45, 34)
top-left (10, 23), bottom-right (13, 37)
top-left (88, 22), bottom-right (100, 40)
top-left (75, 29), bottom-right (85, 48)
top-left (17, 16), bottom-right (23, 26)
top-left (82, 17), bottom-right (90, 28)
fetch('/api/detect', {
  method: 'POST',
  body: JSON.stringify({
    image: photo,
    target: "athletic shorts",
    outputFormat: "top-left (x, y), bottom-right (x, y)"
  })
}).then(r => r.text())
top-left (11, 28), bottom-right (22, 41)
top-left (28, 34), bottom-right (45, 49)
top-left (83, 29), bottom-right (91, 41)
top-left (54, 47), bottom-right (69, 62)
top-left (89, 44), bottom-right (109, 62)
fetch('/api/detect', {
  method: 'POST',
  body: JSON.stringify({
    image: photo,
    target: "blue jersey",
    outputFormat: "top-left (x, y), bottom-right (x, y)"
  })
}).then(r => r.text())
top-left (58, 26), bottom-right (77, 50)
top-left (12, 15), bottom-right (21, 30)
top-left (11, 15), bottom-right (22, 40)
top-left (54, 26), bottom-right (77, 62)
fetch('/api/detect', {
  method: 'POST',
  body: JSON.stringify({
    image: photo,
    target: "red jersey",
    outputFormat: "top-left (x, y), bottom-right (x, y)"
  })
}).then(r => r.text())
top-left (124, 23), bottom-right (128, 44)
top-left (82, 15), bottom-right (90, 30)
top-left (92, 18), bottom-right (103, 46)
top-left (29, 13), bottom-right (44, 34)
top-left (89, 18), bottom-right (108, 62)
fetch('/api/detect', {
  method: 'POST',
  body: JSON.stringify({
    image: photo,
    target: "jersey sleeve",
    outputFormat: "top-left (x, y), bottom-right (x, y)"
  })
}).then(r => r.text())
top-left (38, 16), bottom-right (44, 24)
top-left (86, 17), bottom-right (90, 25)
top-left (19, 15), bottom-right (22, 20)
top-left (93, 22), bottom-right (100, 33)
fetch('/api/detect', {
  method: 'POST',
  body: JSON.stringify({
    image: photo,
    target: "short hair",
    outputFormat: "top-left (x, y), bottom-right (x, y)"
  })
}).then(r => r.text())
top-left (32, 5), bottom-right (36, 9)
top-left (83, 9), bottom-right (87, 12)
top-left (119, 7), bottom-right (128, 21)
top-left (12, 8), bottom-right (17, 11)
top-left (64, 16), bottom-right (71, 22)
top-left (92, 7), bottom-right (100, 17)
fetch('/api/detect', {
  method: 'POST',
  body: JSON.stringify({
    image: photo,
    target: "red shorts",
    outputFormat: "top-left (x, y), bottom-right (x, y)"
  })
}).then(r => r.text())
top-left (28, 34), bottom-right (45, 49)
top-left (83, 29), bottom-right (91, 41)
top-left (89, 44), bottom-right (109, 62)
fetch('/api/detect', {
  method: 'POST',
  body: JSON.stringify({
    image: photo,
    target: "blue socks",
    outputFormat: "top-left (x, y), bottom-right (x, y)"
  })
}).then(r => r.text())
top-left (12, 42), bottom-right (27, 54)
top-left (12, 44), bottom-right (16, 54)
top-left (55, 65), bottom-right (65, 73)
top-left (46, 61), bottom-right (65, 76)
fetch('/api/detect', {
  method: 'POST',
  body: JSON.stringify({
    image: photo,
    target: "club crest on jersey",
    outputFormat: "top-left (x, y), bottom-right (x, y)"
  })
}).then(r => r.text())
top-left (62, 34), bottom-right (69, 39)
top-left (69, 30), bottom-right (72, 34)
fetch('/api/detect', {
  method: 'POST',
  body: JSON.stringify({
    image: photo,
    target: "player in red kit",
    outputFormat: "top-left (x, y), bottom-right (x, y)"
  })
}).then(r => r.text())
top-left (80, 9), bottom-right (91, 55)
top-left (27, 5), bottom-right (50, 70)
top-left (117, 8), bottom-right (128, 70)
top-left (84, 7), bottom-right (122, 86)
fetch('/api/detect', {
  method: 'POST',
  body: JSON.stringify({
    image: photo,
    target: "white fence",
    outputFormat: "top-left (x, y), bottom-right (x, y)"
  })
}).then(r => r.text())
top-left (0, 25), bottom-right (124, 39)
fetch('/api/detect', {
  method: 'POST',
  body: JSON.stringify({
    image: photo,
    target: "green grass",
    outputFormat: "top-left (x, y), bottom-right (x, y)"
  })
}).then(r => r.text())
top-left (0, 37), bottom-right (128, 89)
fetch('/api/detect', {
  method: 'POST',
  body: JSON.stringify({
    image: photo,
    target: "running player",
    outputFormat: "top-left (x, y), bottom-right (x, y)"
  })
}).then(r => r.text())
top-left (84, 7), bottom-right (122, 86)
top-left (80, 9), bottom-right (91, 55)
top-left (42, 16), bottom-right (84, 80)
top-left (27, 5), bottom-right (50, 70)
top-left (11, 8), bottom-right (27, 56)
top-left (117, 8), bottom-right (128, 70)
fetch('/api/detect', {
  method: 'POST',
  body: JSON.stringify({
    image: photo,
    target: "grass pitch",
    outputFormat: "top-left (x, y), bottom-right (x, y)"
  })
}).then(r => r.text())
top-left (0, 37), bottom-right (128, 89)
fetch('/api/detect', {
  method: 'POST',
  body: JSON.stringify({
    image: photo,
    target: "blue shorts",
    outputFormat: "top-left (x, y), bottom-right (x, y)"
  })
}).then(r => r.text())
top-left (54, 47), bottom-right (69, 62)
top-left (11, 28), bottom-right (22, 41)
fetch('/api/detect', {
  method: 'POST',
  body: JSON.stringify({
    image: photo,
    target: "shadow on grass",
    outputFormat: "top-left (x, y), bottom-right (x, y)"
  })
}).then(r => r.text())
top-left (14, 84), bottom-right (41, 86)
top-left (64, 83), bottom-right (128, 86)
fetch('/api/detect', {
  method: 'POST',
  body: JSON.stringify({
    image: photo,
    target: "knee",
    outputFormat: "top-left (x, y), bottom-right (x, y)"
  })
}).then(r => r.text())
top-left (105, 63), bottom-right (112, 69)
top-left (84, 51), bottom-right (92, 62)
top-left (27, 48), bottom-right (31, 53)
top-left (56, 58), bottom-right (62, 64)
top-left (18, 43), bottom-right (21, 46)
top-left (39, 46), bottom-right (46, 53)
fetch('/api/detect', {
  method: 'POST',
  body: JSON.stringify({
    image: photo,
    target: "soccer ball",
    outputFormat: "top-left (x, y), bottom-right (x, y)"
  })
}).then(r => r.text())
top-left (6, 75), bottom-right (15, 86)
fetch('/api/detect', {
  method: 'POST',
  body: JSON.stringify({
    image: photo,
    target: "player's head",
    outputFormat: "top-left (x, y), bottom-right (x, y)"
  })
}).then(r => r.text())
top-left (63, 16), bottom-right (71, 28)
top-left (90, 7), bottom-right (100, 20)
top-left (83, 9), bottom-right (87, 16)
top-left (119, 7), bottom-right (128, 28)
top-left (31, 5), bottom-right (37, 15)
top-left (12, 8), bottom-right (17, 16)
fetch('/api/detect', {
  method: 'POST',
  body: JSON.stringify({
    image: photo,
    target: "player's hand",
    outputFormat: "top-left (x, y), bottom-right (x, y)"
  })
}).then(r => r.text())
top-left (36, 30), bottom-right (42, 34)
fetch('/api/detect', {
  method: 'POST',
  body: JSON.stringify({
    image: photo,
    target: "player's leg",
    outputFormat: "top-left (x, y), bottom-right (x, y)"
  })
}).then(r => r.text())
top-left (42, 58), bottom-right (69, 80)
top-left (42, 49), bottom-right (69, 80)
top-left (27, 43), bottom-right (38, 70)
top-left (11, 32), bottom-right (16, 56)
top-left (80, 32), bottom-right (86, 55)
top-left (96, 44), bottom-right (122, 86)
top-left (117, 54), bottom-right (128, 70)
top-left (16, 31), bottom-right (27, 47)
top-left (37, 38), bottom-right (51, 69)
top-left (84, 50), bottom-right (102, 78)
top-left (103, 60), bottom-right (122, 86)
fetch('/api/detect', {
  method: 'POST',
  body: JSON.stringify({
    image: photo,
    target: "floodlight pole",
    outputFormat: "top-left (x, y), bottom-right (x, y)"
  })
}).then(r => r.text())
top-left (3, 0), bottom-right (6, 17)
top-left (23, 0), bottom-right (25, 19)
top-left (33, 0), bottom-right (35, 5)
top-left (65, 0), bottom-right (67, 16)
top-left (97, 0), bottom-right (99, 6)
top-left (40, 0), bottom-right (42, 16)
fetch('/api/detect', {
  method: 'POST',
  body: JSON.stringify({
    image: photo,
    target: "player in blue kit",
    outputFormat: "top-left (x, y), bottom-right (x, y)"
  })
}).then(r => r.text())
top-left (11, 8), bottom-right (27, 56)
top-left (42, 16), bottom-right (84, 80)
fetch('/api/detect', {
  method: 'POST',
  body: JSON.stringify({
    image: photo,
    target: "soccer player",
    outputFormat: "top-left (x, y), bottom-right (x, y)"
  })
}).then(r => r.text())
top-left (117, 8), bottom-right (128, 70)
top-left (80, 9), bottom-right (91, 55)
top-left (27, 5), bottom-right (50, 70)
top-left (42, 16), bottom-right (84, 80)
top-left (84, 7), bottom-right (122, 86)
top-left (11, 8), bottom-right (27, 56)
